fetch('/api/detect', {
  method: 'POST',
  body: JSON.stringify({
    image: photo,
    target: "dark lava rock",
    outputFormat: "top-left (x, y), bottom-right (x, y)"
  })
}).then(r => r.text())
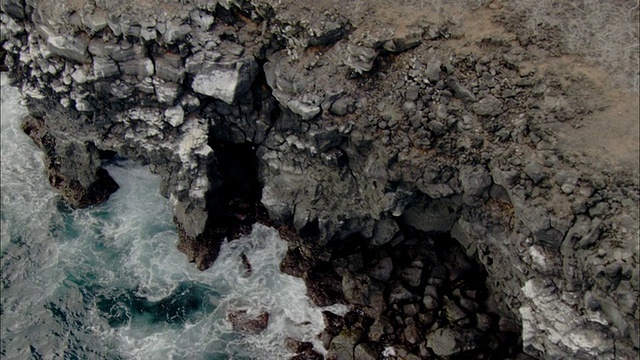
top-left (471, 95), bottom-right (504, 116)
top-left (326, 329), bottom-right (363, 360)
top-left (353, 343), bottom-right (377, 360)
top-left (427, 327), bottom-right (482, 357)
top-left (306, 264), bottom-right (344, 306)
top-left (388, 282), bottom-right (420, 304)
top-left (21, 116), bottom-right (119, 208)
top-left (240, 253), bottom-right (252, 277)
top-left (280, 246), bottom-right (313, 278)
top-left (401, 266), bottom-right (423, 287)
top-left (290, 350), bottom-right (324, 360)
top-left (342, 272), bottom-right (385, 315)
top-left (323, 311), bottom-right (345, 336)
top-left (429, 265), bottom-right (449, 287)
top-left (369, 257), bottom-right (393, 282)
top-left (286, 339), bottom-right (324, 360)
top-left (227, 309), bottom-right (269, 334)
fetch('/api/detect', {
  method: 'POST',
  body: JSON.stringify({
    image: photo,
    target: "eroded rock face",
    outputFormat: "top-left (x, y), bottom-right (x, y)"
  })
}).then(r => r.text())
top-left (427, 328), bottom-right (481, 357)
top-left (191, 59), bottom-right (258, 104)
top-left (21, 115), bottom-right (119, 207)
top-left (3, 0), bottom-right (638, 359)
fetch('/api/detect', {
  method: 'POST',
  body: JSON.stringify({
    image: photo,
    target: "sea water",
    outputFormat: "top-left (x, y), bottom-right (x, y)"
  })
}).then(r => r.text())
top-left (0, 74), bottom-right (344, 359)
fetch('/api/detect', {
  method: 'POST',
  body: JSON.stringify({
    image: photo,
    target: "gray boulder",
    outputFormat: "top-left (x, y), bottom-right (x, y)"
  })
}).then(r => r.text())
top-left (447, 78), bottom-right (477, 102)
top-left (93, 57), bottom-right (120, 78)
top-left (368, 316), bottom-right (392, 342)
top-left (82, 8), bottom-right (108, 33)
top-left (471, 95), bottom-right (503, 116)
top-left (353, 343), bottom-right (377, 360)
top-left (425, 58), bottom-right (442, 82)
top-left (330, 97), bottom-right (355, 116)
top-left (227, 309), bottom-right (269, 334)
top-left (192, 59), bottom-right (258, 104)
top-left (459, 165), bottom-right (492, 205)
top-left (155, 82), bottom-right (181, 104)
top-left (388, 282), bottom-right (419, 304)
top-left (369, 257), bottom-right (393, 282)
top-left (402, 198), bottom-right (458, 233)
top-left (524, 161), bottom-right (546, 184)
top-left (163, 22), bottom-right (191, 43)
top-left (345, 44), bottom-right (377, 73)
top-left (1, 0), bottom-right (25, 19)
top-left (120, 58), bottom-right (154, 77)
top-left (47, 33), bottom-right (92, 64)
top-left (155, 54), bottom-right (185, 83)
top-left (371, 216), bottom-right (399, 246)
top-left (427, 328), bottom-right (481, 357)
top-left (520, 205), bottom-right (564, 248)
top-left (382, 27), bottom-right (423, 53)
top-left (327, 329), bottom-right (363, 360)
top-left (401, 266), bottom-right (422, 287)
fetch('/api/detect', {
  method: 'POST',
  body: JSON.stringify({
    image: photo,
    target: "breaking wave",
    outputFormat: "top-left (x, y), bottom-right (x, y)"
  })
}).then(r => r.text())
top-left (1, 74), bottom-right (342, 360)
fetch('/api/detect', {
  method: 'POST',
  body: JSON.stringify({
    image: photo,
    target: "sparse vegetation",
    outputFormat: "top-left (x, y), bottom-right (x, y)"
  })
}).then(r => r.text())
top-left (348, 0), bottom-right (639, 91)
top-left (505, 0), bottom-right (639, 91)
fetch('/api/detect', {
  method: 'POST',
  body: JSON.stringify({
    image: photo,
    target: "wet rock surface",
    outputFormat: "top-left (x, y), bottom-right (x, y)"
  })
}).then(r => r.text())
top-left (289, 228), bottom-right (526, 359)
top-left (3, 0), bottom-right (638, 359)
top-left (227, 309), bottom-right (270, 334)
top-left (20, 115), bottom-right (120, 207)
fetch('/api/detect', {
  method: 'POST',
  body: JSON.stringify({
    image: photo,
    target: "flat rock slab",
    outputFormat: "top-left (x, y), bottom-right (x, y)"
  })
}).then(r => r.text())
top-left (192, 59), bottom-right (258, 104)
top-left (427, 328), bottom-right (481, 357)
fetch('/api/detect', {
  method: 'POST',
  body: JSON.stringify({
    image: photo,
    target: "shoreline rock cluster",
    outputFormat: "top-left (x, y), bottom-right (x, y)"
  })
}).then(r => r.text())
top-left (21, 115), bottom-right (120, 207)
top-left (280, 227), bottom-right (527, 359)
top-left (2, 0), bottom-right (638, 358)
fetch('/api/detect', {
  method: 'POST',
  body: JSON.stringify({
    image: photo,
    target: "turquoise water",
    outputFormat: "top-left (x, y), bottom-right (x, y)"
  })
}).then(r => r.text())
top-left (0, 75), bottom-right (342, 359)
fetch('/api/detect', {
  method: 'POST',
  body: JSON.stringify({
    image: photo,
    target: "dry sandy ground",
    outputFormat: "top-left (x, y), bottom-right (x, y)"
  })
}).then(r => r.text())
top-left (264, 0), bottom-right (639, 177)
top-left (456, 3), bottom-right (639, 176)
top-left (37, 0), bottom-right (639, 176)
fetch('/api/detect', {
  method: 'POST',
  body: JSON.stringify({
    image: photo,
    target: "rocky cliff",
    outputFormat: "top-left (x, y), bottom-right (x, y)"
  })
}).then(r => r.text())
top-left (2, 0), bottom-right (638, 358)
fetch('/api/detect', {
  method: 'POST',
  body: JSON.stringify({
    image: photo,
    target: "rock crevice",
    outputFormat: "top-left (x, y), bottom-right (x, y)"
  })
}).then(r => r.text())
top-left (3, 0), bottom-right (638, 359)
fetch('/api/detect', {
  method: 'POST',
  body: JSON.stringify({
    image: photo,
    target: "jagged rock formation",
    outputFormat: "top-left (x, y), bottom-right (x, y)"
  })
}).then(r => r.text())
top-left (2, 0), bottom-right (638, 359)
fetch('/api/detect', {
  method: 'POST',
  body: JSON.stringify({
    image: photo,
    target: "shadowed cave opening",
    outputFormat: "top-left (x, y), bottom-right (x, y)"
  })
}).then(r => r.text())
top-left (23, 94), bottom-right (527, 359)
top-left (280, 217), bottom-right (526, 359)
top-left (209, 140), bottom-right (267, 241)
top-left (75, 118), bottom-right (527, 358)
top-left (176, 139), bottom-right (270, 270)
top-left (177, 100), bottom-right (528, 358)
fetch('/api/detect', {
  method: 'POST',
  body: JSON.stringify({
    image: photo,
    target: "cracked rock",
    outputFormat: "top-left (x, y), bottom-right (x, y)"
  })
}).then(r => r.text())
top-left (192, 59), bottom-right (258, 104)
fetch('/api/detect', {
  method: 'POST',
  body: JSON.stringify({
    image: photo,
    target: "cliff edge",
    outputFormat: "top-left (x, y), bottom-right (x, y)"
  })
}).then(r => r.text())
top-left (2, 0), bottom-right (638, 358)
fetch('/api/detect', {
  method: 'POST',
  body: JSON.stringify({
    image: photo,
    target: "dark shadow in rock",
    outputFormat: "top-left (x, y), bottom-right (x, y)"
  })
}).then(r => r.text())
top-left (279, 218), bottom-right (527, 359)
top-left (177, 141), bottom-right (269, 270)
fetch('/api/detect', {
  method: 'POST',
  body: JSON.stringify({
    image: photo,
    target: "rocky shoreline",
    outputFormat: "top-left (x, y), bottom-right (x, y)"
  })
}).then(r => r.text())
top-left (278, 226), bottom-right (528, 359)
top-left (2, 0), bottom-right (638, 358)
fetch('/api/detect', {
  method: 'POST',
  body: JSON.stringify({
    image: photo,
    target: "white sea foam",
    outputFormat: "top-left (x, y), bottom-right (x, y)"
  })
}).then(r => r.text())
top-left (1, 74), bottom-right (58, 253)
top-left (1, 74), bottom-right (71, 359)
top-left (53, 146), bottom-right (331, 359)
top-left (1, 74), bottom-right (341, 360)
top-left (78, 168), bottom-right (341, 359)
top-left (106, 222), bottom-right (336, 360)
